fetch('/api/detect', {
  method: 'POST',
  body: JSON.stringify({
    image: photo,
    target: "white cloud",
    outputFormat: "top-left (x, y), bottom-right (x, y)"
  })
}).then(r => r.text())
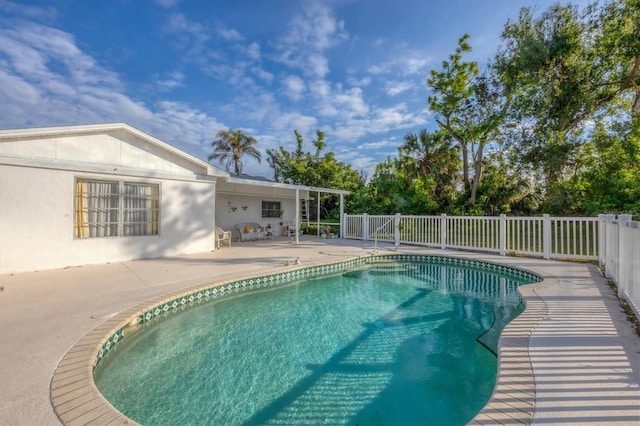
top-left (155, 71), bottom-right (185, 92)
top-left (217, 25), bottom-right (244, 42)
top-left (357, 139), bottom-right (398, 150)
top-left (282, 75), bottom-right (306, 101)
top-left (385, 81), bottom-right (412, 96)
top-left (405, 57), bottom-right (429, 75)
top-left (153, 0), bottom-right (180, 8)
top-left (167, 13), bottom-right (209, 44)
top-left (347, 75), bottom-right (372, 87)
top-left (308, 80), bottom-right (369, 119)
top-left (368, 64), bottom-right (389, 75)
top-left (253, 66), bottom-right (274, 83)
top-left (367, 53), bottom-right (432, 78)
top-left (370, 103), bottom-right (426, 132)
top-left (244, 42), bottom-right (261, 60)
top-left (1, 23), bottom-right (120, 87)
top-left (271, 112), bottom-right (317, 134)
top-left (275, 1), bottom-right (348, 77)
top-left (0, 20), bottom-right (225, 160)
top-left (0, 0), bottom-right (58, 20)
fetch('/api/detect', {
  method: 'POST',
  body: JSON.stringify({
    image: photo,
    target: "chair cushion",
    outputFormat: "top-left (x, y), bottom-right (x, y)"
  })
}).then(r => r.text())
top-left (244, 226), bottom-right (253, 233)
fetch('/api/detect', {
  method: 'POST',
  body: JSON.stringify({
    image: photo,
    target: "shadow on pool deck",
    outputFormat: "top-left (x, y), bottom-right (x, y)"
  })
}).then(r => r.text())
top-left (0, 238), bottom-right (638, 425)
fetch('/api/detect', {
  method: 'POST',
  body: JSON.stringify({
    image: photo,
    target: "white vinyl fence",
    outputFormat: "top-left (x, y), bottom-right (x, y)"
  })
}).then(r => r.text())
top-left (343, 213), bottom-right (639, 318)
top-left (600, 214), bottom-right (640, 319)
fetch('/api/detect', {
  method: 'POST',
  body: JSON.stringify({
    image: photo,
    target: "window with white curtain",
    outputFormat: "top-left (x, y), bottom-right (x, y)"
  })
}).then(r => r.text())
top-left (75, 179), bottom-right (160, 238)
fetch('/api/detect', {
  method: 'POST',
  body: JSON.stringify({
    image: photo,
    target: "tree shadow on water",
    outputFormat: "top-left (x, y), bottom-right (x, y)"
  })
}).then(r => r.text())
top-left (240, 283), bottom-right (495, 426)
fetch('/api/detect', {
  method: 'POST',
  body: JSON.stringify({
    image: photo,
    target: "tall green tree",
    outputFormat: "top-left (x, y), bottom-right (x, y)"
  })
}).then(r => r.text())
top-left (496, 0), bottom-right (639, 212)
top-left (208, 129), bottom-right (261, 175)
top-left (427, 35), bottom-right (510, 206)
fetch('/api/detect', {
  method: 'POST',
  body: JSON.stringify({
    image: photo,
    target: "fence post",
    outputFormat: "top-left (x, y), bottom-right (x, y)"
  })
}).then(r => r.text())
top-left (500, 214), bottom-right (506, 256)
top-left (440, 214), bottom-right (447, 250)
top-left (394, 213), bottom-right (401, 247)
top-left (604, 214), bottom-right (615, 279)
top-left (598, 214), bottom-right (606, 266)
top-left (617, 214), bottom-right (632, 299)
top-left (543, 214), bottom-right (551, 259)
top-left (363, 213), bottom-right (369, 241)
top-left (342, 213), bottom-right (347, 239)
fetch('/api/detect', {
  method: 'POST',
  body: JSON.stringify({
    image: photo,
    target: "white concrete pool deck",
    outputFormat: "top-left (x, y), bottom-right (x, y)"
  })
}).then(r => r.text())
top-left (0, 237), bottom-right (638, 425)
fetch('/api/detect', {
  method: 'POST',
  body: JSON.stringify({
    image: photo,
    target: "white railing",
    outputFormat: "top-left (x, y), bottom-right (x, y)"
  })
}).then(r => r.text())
top-left (600, 214), bottom-right (639, 319)
top-left (344, 212), bottom-right (639, 318)
top-left (345, 213), bottom-right (600, 260)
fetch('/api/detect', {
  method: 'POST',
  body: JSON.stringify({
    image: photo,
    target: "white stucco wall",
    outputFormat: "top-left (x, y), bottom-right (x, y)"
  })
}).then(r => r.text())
top-left (0, 164), bottom-right (216, 274)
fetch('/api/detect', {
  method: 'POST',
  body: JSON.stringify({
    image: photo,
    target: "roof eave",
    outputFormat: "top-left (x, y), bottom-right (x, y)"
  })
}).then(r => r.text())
top-left (225, 175), bottom-right (349, 195)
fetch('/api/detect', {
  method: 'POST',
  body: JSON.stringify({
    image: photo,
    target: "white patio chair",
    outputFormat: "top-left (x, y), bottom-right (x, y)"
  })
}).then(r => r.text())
top-left (215, 226), bottom-right (232, 248)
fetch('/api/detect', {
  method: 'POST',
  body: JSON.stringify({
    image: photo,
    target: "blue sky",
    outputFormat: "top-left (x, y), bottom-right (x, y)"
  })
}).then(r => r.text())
top-left (0, 0), bottom-right (590, 178)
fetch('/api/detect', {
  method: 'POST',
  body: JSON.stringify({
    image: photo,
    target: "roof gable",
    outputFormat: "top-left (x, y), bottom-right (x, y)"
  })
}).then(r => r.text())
top-left (0, 123), bottom-right (227, 179)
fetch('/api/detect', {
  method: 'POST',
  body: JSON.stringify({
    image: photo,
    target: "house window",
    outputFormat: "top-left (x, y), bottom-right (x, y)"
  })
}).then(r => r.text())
top-left (261, 201), bottom-right (281, 218)
top-left (75, 179), bottom-right (160, 238)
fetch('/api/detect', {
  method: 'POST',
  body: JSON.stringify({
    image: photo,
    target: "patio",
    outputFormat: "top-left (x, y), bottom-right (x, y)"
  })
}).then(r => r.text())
top-left (0, 236), bottom-right (638, 425)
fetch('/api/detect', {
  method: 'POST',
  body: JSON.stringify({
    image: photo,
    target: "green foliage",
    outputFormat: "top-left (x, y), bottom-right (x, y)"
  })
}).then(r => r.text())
top-left (496, 0), bottom-right (640, 212)
top-left (474, 151), bottom-right (541, 215)
top-left (266, 130), bottom-right (364, 219)
top-left (571, 119), bottom-right (640, 215)
top-left (262, 0), bottom-right (638, 218)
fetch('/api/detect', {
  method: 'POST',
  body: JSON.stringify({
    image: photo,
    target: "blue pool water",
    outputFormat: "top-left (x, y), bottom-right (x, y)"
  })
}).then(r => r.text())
top-left (95, 260), bottom-right (533, 425)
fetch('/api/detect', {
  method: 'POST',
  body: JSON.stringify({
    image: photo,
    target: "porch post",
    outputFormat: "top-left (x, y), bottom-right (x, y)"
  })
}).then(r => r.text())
top-left (317, 190), bottom-right (321, 236)
top-left (339, 193), bottom-right (344, 238)
top-left (295, 188), bottom-right (300, 244)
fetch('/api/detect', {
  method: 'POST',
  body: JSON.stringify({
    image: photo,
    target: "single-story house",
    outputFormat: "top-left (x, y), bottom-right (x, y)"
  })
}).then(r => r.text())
top-left (0, 123), bottom-right (349, 275)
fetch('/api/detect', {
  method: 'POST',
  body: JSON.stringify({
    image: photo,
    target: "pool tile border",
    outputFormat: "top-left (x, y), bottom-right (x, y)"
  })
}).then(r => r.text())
top-left (50, 253), bottom-right (542, 425)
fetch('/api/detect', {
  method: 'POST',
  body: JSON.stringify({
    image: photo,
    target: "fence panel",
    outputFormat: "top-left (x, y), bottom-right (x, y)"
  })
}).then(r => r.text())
top-left (344, 214), bottom-right (600, 261)
top-left (344, 215), bottom-right (363, 239)
top-left (619, 221), bottom-right (639, 318)
top-left (506, 217), bottom-right (543, 256)
top-left (368, 215), bottom-right (395, 242)
top-left (446, 216), bottom-right (501, 253)
top-left (550, 217), bottom-right (599, 260)
top-left (399, 215), bottom-right (441, 247)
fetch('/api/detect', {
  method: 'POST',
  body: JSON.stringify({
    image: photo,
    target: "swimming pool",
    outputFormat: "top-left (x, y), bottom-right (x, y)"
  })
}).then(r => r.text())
top-left (93, 255), bottom-right (539, 425)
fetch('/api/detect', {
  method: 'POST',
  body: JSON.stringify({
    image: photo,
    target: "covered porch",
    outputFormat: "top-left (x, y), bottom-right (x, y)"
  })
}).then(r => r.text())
top-left (215, 174), bottom-right (350, 244)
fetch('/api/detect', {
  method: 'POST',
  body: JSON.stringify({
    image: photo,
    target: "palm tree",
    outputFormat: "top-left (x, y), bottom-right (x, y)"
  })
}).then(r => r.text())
top-left (208, 129), bottom-right (261, 175)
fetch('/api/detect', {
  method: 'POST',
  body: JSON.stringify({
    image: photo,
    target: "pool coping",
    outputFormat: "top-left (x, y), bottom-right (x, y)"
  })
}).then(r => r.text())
top-left (49, 253), bottom-right (551, 425)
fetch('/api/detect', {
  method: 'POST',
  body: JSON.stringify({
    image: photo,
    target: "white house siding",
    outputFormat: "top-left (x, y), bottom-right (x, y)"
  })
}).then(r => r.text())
top-left (0, 163), bottom-right (216, 275)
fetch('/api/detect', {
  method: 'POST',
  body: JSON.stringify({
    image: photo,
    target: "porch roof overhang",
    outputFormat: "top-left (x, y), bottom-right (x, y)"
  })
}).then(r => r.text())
top-left (222, 175), bottom-right (350, 196)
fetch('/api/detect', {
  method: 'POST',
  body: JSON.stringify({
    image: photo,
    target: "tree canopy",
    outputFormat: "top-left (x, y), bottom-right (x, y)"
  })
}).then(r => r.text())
top-left (259, 0), bottom-right (638, 218)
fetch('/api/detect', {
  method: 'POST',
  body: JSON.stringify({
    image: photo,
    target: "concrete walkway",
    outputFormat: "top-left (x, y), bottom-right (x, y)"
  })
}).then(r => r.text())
top-left (0, 238), bottom-right (638, 425)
